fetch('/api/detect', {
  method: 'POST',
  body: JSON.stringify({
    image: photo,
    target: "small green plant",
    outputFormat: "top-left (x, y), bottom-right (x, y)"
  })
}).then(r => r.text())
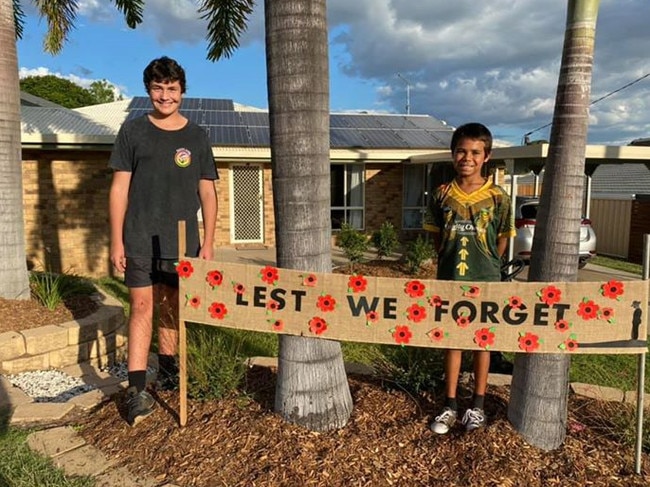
top-left (374, 346), bottom-right (445, 395)
top-left (371, 221), bottom-right (400, 260)
top-left (335, 223), bottom-right (370, 268)
top-left (404, 234), bottom-right (435, 275)
top-left (30, 271), bottom-right (96, 310)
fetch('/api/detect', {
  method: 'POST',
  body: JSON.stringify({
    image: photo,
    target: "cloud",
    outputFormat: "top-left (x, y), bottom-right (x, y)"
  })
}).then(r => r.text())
top-left (19, 67), bottom-right (128, 99)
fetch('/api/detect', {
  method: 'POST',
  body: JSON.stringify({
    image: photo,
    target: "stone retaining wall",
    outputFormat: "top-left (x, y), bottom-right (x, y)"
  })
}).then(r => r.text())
top-left (0, 290), bottom-right (127, 374)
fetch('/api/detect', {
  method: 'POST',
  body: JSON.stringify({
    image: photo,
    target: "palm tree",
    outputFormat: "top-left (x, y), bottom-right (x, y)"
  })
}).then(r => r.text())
top-left (508, 0), bottom-right (600, 450)
top-left (0, 0), bottom-right (144, 300)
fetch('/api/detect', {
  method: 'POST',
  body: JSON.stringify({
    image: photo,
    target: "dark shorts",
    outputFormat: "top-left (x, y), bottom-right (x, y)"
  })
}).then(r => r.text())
top-left (125, 257), bottom-right (179, 288)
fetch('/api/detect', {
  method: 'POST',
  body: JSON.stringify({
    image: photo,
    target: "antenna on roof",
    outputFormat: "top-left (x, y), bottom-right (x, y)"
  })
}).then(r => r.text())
top-left (396, 73), bottom-right (411, 115)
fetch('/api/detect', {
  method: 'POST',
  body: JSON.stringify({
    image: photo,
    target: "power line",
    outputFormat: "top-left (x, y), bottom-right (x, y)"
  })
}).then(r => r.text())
top-left (522, 71), bottom-right (650, 143)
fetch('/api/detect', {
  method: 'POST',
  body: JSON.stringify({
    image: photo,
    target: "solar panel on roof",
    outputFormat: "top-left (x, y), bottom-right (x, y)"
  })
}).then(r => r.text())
top-left (206, 111), bottom-right (242, 125)
top-left (372, 116), bottom-right (418, 130)
top-left (329, 116), bottom-right (352, 128)
top-left (249, 127), bottom-right (270, 146)
top-left (360, 129), bottom-right (409, 148)
top-left (330, 128), bottom-right (371, 148)
top-left (215, 126), bottom-right (251, 145)
top-left (407, 116), bottom-right (448, 130)
top-left (240, 112), bottom-right (269, 127)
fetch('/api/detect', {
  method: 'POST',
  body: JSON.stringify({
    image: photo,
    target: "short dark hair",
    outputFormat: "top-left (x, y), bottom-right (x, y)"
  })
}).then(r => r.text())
top-left (450, 122), bottom-right (493, 155)
top-left (143, 56), bottom-right (186, 94)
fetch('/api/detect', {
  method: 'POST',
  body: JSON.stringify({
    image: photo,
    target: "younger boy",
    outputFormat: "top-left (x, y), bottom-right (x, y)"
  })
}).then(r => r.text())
top-left (424, 122), bottom-right (515, 434)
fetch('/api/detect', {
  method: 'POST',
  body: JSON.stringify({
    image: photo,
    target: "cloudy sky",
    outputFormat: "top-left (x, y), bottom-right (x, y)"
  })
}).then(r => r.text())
top-left (17, 0), bottom-right (650, 145)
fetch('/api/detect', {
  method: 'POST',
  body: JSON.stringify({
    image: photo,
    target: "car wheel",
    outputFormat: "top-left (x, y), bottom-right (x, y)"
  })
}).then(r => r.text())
top-left (578, 258), bottom-right (588, 269)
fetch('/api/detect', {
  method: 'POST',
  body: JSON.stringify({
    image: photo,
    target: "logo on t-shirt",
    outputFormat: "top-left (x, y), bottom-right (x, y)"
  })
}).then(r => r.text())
top-left (175, 148), bottom-right (192, 168)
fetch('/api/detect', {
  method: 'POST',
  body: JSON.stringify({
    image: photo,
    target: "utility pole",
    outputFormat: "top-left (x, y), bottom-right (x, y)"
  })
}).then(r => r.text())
top-left (397, 73), bottom-right (411, 114)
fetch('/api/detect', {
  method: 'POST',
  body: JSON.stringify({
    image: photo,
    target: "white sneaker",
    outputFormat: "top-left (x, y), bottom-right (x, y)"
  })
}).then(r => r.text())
top-left (430, 407), bottom-right (457, 435)
top-left (462, 408), bottom-right (486, 432)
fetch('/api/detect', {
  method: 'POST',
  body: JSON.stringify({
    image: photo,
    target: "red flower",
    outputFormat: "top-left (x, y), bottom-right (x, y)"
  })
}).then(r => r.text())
top-left (366, 310), bottom-right (379, 324)
top-left (348, 275), bottom-right (367, 293)
top-left (302, 273), bottom-right (318, 287)
top-left (577, 299), bottom-right (599, 320)
top-left (554, 319), bottom-right (570, 332)
top-left (600, 307), bottom-right (615, 322)
top-left (206, 270), bottom-right (223, 288)
top-left (456, 314), bottom-right (471, 328)
top-left (260, 266), bottom-right (279, 285)
top-left (428, 295), bottom-right (443, 307)
top-left (405, 280), bottom-right (425, 298)
top-left (208, 302), bottom-right (228, 320)
top-left (309, 317), bottom-right (328, 335)
top-left (233, 283), bottom-right (245, 295)
top-left (392, 325), bottom-right (413, 345)
top-left (539, 285), bottom-right (562, 306)
top-left (601, 280), bottom-right (624, 300)
top-left (427, 328), bottom-right (446, 342)
top-left (518, 332), bottom-right (540, 352)
top-left (317, 294), bottom-right (337, 312)
top-left (176, 260), bottom-right (194, 279)
top-left (186, 295), bottom-right (201, 308)
top-left (461, 285), bottom-right (480, 298)
top-left (266, 300), bottom-right (280, 312)
top-left (271, 319), bottom-right (284, 332)
top-left (561, 338), bottom-right (579, 352)
top-left (508, 296), bottom-right (523, 309)
top-left (406, 303), bottom-right (427, 323)
top-left (474, 327), bottom-right (496, 349)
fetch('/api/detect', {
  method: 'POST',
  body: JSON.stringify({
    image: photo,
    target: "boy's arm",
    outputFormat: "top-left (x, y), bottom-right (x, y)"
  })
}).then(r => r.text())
top-left (198, 179), bottom-right (218, 260)
top-left (109, 171), bottom-right (131, 272)
top-left (496, 236), bottom-right (509, 258)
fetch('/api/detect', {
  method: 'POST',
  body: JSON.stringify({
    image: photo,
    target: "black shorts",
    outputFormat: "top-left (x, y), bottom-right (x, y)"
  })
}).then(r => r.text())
top-left (125, 257), bottom-right (179, 288)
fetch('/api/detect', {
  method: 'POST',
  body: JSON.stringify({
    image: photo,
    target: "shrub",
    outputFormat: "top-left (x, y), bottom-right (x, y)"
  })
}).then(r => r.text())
top-left (371, 221), bottom-right (400, 260)
top-left (30, 271), bottom-right (96, 310)
top-left (404, 234), bottom-right (435, 275)
top-left (335, 223), bottom-right (370, 267)
top-left (374, 346), bottom-right (445, 395)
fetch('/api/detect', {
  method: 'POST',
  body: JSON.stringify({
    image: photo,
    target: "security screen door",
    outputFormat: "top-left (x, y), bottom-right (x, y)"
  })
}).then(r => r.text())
top-left (230, 163), bottom-right (264, 243)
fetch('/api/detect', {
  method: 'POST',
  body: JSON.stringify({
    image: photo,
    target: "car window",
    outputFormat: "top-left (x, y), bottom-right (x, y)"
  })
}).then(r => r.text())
top-left (521, 204), bottom-right (537, 219)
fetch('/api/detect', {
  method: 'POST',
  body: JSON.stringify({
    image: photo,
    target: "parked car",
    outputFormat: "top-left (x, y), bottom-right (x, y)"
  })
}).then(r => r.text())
top-left (512, 197), bottom-right (597, 269)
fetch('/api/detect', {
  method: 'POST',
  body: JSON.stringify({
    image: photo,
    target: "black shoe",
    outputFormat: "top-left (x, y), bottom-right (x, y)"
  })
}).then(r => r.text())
top-left (126, 386), bottom-right (155, 426)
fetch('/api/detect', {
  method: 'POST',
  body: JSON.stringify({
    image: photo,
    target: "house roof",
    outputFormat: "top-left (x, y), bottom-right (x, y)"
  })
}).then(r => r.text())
top-left (591, 163), bottom-right (650, 197)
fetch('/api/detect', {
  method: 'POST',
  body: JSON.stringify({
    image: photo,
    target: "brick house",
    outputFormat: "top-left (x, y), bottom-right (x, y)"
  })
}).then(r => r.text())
top-left (21, 94), bottom-right (453, 277)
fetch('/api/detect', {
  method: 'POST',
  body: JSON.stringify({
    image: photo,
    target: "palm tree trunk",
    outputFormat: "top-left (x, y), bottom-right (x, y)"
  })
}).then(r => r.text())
top-left (508, 0), bottom-right (600, 450)
top-left (265, 0), bottom-right (353, 431)
top-left (0, 0), bottom-right (30, 300)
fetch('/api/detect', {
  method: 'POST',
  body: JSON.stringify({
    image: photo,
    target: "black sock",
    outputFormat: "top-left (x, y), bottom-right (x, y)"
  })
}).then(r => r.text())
top-left (128, 370), bottom-right (147, 393)
top-left (473, 394), bottom-right (485, 410)
top-left (445, 397), bottom-right (458, 411)
top-left (158, 354), bottom-right (178, 375)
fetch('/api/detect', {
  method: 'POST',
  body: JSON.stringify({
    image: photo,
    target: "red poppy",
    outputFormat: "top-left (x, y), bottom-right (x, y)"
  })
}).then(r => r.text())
top-left (539, 285), bottom-right (562, 306)
top-left (233, 283), bottom-right (245, 295)
top-left (176, 260), bottom-right (194, 279)
top-left (309, 317), bottom-right (328, 335)
top-left (601, 280), bottom-right (624, 300)
top-left (186, 295), bottom-right (201, 308)
top-left (405, 280), bottom-right (425, 298)
top-left (208, 302), bottom-right (228, 320)
top-left (554, 319), bottom-right (570, 332)
top-left (302, 273), bottom-right (318, 287)
top-left (562, 338), bottom-right (579, 352)
top-left (474, 327), bottom-right (496, 349)
top-left (366, 310), bottom-right (379, 324)
top-left (260, 266), bottom-right (279, 285)
top-left (518, 332), bottom-right (540, 352)
top-left (266, 300), bottom-right (280, 312)
top-left (428, 295), bottom-right (443, 307)
top-left (599, 307), bottom-right (615, 322)
top-left (577, 299), bottom-right (599, 320)
top-left (456, 315), bottom-right (471, 328)
top-left (271, 319), bottom-right (284, 332)
top-left (406, 303), bottom-right (427, 323)
top-left (392, 325), bottom-right (412, 345)
top-left (317, 294), bottom-right (337, 312)
top-left (348, 275), bottom-right (367, 293)
top-left (206, 270), bottom-right (223, 288)
top-left (508, 296), bottom-right (523, 309)
top-left (427, 328), bottom-right (446, 342)
top-left (461, 285), bottom-right (480, 298)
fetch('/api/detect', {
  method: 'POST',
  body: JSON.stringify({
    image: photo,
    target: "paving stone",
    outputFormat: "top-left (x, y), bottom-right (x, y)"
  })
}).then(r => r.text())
top-left (94, 466), bottom-right (157, 487)
top-left (0, 376), bottom-right (32, 408)
top-left (10, 402), bottom-right (75, 425)
top-left (51, 444), bottom-right (115, 477)
top-left (27, 426), bottom-right (86, 458)
top-left (570, 382), bottom-right (625, 402)
top-left (68, 388), bottom-right (113, 410)
top-left (487, 373), bottom-right (513, 387)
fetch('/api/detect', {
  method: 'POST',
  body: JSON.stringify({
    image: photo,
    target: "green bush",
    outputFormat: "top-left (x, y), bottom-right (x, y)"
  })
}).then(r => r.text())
top-left (371, 221), bottom-right (400, 260)
top-left (374, 346), bottom-right (445, 395)
top-left (335, 223), bottom-right (370, 267)
top-left (30, 271), bottom-right (96, 310)
top-left (404, 234), bottom-right (435, 275)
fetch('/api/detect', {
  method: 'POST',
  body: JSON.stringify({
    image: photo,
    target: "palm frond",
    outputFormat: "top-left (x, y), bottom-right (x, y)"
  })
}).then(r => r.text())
top-left (112, 0), bottom-right (145, 28)
top-left (13, 0), bottom-right (25, 40)
top-left (199, 0), bottom-right (255, 61)
top-left (34, 0), bottom-right (79, 54)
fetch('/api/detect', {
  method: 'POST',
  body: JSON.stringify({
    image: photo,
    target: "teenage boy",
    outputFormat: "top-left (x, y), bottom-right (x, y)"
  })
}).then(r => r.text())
top-left (109, 56), bottom-right (218, 426)
top-left (424, 122), bottom-right (515, 434)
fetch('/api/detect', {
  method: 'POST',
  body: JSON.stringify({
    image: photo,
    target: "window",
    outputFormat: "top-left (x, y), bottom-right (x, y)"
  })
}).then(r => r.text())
top-left (402, 164), bottom-right (430, 229)
top-left (331, 163), bottom-right (364, 230)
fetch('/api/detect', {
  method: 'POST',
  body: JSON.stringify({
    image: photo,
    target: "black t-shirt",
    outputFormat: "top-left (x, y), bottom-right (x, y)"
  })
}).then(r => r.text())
top-left (109, 115), bottom-right (218, 259)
